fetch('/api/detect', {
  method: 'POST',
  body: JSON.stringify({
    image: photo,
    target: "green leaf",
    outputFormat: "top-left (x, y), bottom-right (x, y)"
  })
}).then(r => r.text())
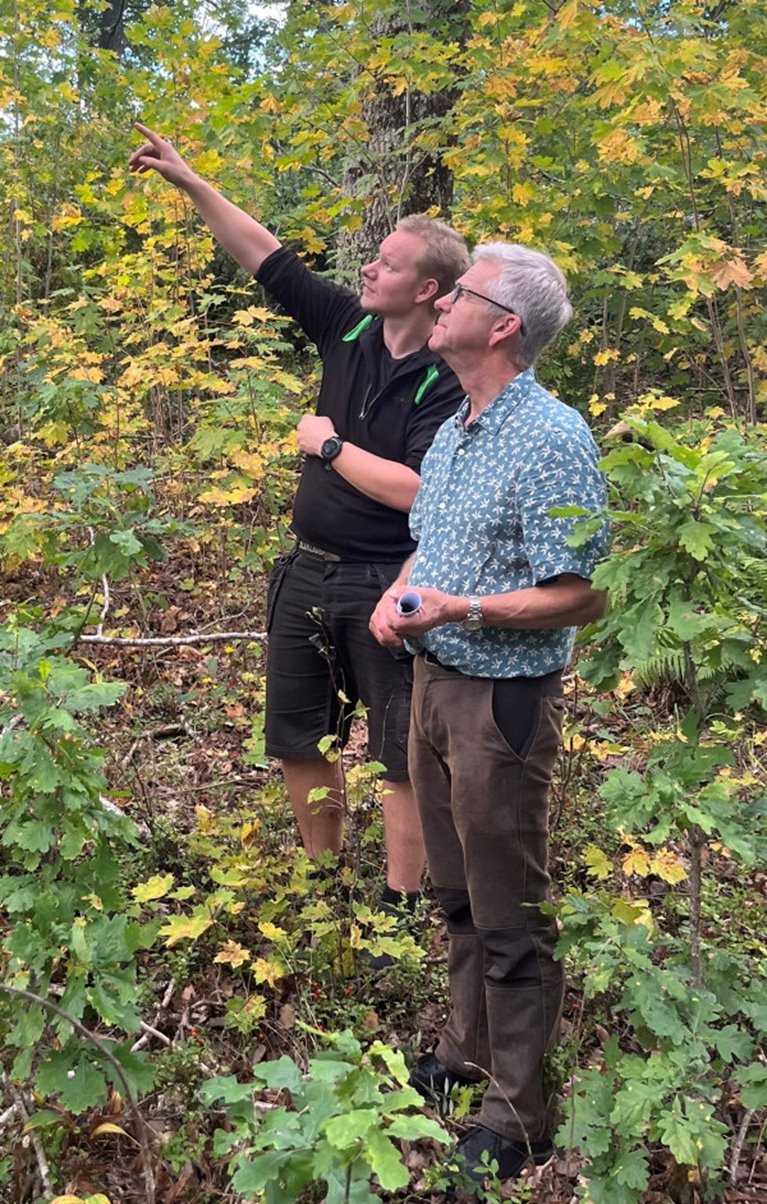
top-left (612, 1147), bottom-right (649, 1190)
top-left (676, 519), bottom-right (717, 561)
top-left (231, 1150), bottom-right (293, 1195)
top-left (109, 528), bottom-right (143, 557)
top-left (37, 1052), bottom-right (106, 1113)
top-left (387, 1113), bottom-right (449, 1142)
top-left (737, 1063), bottom-right (767, 1110)
top-left (254, 1055), bottom-right (303, 1094)
top-left (364, 1126), bottom-right (409, 1190)
top-left (324, 1107), bottom-right (377, 1148)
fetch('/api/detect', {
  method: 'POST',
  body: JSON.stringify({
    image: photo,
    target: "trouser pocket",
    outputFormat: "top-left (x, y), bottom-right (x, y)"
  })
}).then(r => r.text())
top-left (266, 550), bottom-right (297, 632)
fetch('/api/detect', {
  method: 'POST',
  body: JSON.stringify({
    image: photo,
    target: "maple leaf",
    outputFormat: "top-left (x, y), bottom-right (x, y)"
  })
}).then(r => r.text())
top-left (711, 256), bottom-right (753, 289)
top-left (213, 941), bottom-right (251, 969)
top-left (160, 913), bottom-right (214, 947)
top-left (622, 847), bottom-right (651, 877)
top-left (650, 850), bottom-right (688, 884)
top-left (252, 957), bottom-right (287, 988)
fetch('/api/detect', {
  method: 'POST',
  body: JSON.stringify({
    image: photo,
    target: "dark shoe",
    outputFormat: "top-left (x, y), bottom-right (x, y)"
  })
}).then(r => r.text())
top-left (409, 1052), bottom-right (481, 1114)
top-left (451, 1124), bottom-right (554, 1186)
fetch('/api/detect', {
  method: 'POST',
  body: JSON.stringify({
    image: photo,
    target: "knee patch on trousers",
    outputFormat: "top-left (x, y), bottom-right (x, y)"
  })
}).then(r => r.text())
top-left (434, 886), bottom-right (475, 935)
top-left (482, 930), bottom-right (543, 988)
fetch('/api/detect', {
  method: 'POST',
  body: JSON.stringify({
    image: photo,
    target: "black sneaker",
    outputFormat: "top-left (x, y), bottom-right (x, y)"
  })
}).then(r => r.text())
top-left (409, 1052), bottom-right (481, 1114)
top-left (451, 1123), bottom-right (554, 1186)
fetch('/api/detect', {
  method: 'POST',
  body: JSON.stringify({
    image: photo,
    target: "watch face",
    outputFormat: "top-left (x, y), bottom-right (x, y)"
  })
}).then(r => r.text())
top-left (321, 436), bottom-right (342, 461)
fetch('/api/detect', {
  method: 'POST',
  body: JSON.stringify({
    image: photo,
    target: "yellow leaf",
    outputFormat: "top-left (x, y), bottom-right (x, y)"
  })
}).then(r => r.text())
top-left (231, 450), bottom-right (265, 479)
top-left (213, 940), bottom-right (251, 969)
top-left (511, 182), bottom-right (535, 208)
top-left (557, 0), bottom-right (579, 29)
top-left (593, 348), bottom-right (619, 366)
top-left (584, 844), bottom-right (611, 880)
top-left (160, 913), bottom-right (213, 948)
top-left (132, 873), bottom-right (175, 903)
top-left (252, 957), bottom-right (287, 988)
top-left (70, 366), bottom-right (103, 383)
top-left (622, 847), bottom-right (651, 877)
top-left (50, 1198), bottom-right (112, 1204)
top-left (198, 483), bottom-right (257, 506)
top-left (258, 921), bottom-right (287, 942)
top-left (650, 849), bottom-right (688, 884)
top-left (596, 128), bottom-right (644, 165)
top-left (646, 394), bottom-right (680, 411)
top-left (233, 305), bottom-right (274, 327)
top-left (91, 1122), bottom-right (137, 1143)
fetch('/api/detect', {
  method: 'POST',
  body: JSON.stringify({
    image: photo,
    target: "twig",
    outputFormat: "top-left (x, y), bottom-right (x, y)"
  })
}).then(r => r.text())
top-left (3, 1076), bottom-right (53, 1197)
top-left (0, 984), bottom-right (156, 1204)
top-left (0, 1102), bottom-right (18, 1127)
top-left (131, 1020), bottom-right (172, 1051)
top-left (0, 713), bottom-right (23, 739)
top-left (131, 979), bottom-right (177, 1053)
top-left (80, 630), bottom-right (266, 647)
top-left (729, 1106), bottom-right (755, 1185)
top-left (96, 573), bottom-right (111, 638)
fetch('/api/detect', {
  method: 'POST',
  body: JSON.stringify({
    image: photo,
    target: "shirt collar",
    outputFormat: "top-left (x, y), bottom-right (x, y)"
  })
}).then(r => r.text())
top-left (454, 368), bottom-right (537, 435)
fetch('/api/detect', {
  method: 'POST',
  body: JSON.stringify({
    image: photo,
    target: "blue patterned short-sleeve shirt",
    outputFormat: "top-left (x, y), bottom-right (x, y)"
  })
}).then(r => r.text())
top-left (408, 368), bottom-right (609, 678)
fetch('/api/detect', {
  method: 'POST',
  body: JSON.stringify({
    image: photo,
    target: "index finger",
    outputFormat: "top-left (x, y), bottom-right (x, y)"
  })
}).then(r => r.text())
top-left (133, 121), bottom-right (164, 146)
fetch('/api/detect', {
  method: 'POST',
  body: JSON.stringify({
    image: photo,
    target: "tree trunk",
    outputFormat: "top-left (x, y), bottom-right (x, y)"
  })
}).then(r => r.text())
top-left (337, 0), bottom-right (469, 274)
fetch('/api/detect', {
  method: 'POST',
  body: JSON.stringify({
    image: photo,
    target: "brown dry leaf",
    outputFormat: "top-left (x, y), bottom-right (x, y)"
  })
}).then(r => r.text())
top-left (159, 605), bottom-right (181, 633)
top-left (278, 1002), bottom-right (296, 1029)
top-left (162, 1159), bottom-right (197, 1204)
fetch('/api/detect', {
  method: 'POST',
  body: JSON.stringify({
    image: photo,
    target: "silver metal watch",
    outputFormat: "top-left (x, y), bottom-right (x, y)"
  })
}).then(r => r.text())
top-left (462, 595), bottom-right (483, 631)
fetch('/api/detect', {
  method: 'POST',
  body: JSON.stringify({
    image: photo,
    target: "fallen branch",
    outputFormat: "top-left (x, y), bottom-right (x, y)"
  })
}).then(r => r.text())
top-left (3, 1075), bottom-right (53, 1197)
top-left (80, 630), bottom-right (266, 647)
top-left (729, 1106), bottom-right (756, 1185)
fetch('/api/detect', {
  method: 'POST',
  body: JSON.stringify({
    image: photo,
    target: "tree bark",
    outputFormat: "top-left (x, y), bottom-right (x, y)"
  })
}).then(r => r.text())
top-left (337, 0), bottom-right (470, 273)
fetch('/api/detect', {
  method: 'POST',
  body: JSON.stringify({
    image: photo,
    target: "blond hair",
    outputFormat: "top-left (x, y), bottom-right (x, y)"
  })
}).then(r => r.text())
top-left (397, 215), bottom-right (470, 306)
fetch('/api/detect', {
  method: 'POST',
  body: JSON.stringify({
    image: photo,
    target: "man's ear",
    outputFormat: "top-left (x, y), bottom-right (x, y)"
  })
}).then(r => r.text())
top-left (488, 313), bottom-right (520, 348)
top-left (415, 277), bottom-right (440, 305)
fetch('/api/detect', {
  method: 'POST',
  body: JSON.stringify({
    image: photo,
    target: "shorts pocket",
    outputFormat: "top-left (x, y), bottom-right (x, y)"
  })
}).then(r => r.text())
top-left (266, 551), bottom-right (296, 633)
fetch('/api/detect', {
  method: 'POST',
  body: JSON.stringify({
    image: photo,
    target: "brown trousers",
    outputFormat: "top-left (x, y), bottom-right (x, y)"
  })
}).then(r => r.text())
top-left (409, 655), bottom-right (565, 1143)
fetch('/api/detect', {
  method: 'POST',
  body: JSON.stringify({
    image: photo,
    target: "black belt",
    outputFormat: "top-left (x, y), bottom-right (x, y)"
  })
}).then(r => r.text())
top-left (296, 540), bottom-right (341, 562)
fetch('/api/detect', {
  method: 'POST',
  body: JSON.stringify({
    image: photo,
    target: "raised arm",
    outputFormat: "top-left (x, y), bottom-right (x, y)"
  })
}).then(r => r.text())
top-left (128, 122), bottom-right (280, 276)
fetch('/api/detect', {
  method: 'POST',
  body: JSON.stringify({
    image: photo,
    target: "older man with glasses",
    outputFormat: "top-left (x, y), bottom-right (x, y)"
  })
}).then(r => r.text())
top-left (370, 243), bottom-right (609, 1188)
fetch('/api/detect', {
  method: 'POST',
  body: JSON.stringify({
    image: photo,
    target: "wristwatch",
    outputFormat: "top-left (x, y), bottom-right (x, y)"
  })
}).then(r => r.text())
top-left (462, 595), bottom-right (483, 631)
top-left (320, 435), bottom-right (343, 468)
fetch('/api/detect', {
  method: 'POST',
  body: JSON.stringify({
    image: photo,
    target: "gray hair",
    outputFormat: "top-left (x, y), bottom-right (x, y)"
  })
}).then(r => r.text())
top-left (472, 243), bottom-right (573, 368)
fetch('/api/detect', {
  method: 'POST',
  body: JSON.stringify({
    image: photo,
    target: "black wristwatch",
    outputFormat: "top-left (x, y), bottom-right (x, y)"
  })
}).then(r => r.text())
top-left (320, 435), bottom-right (343, 469)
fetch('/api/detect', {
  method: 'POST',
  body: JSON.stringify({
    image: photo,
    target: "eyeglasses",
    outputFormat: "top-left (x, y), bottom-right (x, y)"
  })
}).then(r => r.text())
top-left (447, 284), bottom-right (525, 334)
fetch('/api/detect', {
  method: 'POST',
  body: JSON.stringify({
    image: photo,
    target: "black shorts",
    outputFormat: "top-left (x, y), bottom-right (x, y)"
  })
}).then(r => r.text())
top-left (264, 549), bottom-right (413, 780)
